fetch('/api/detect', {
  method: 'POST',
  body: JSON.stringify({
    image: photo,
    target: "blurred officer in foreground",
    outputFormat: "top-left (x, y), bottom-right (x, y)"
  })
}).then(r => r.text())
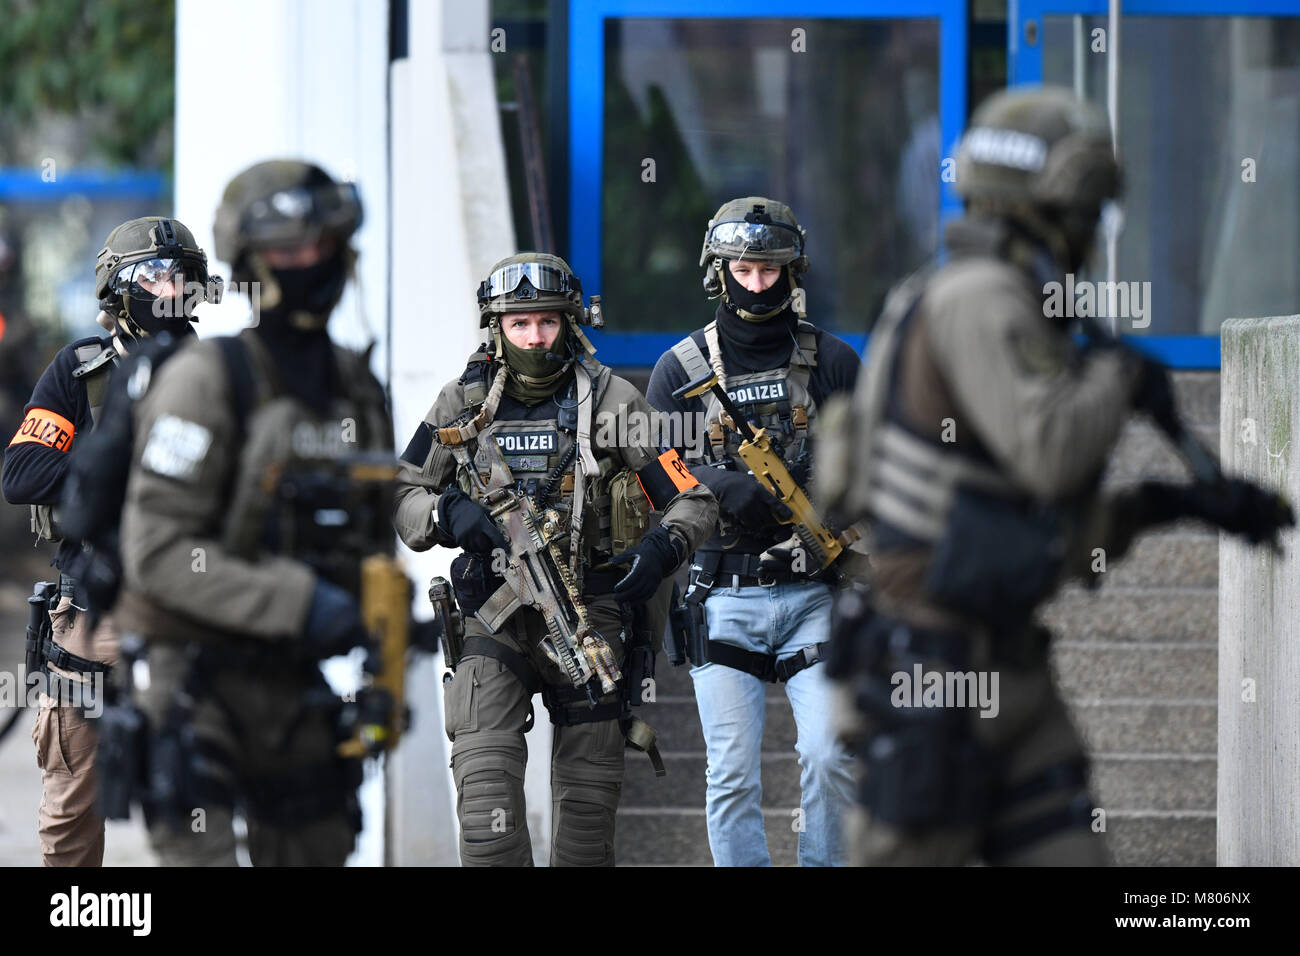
top-left (818, 87), bottom-right (1293, 866)
top-left (395, 253), bottom-right (717, 866)
top-left (647, 198), bottom-right (860, 866)
top-left (111, 161), bottom-right (392, 865)
top-left (2, 217), bottom-right (212, 865)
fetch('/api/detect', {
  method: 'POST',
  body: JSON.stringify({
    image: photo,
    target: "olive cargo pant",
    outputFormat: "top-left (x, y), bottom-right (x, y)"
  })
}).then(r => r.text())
top-left (444, 601), bottom-right (627, 867)
top-left (33, 596), bottom-right (118, 867)
top-left (135, 642), bottom-right (361, 867)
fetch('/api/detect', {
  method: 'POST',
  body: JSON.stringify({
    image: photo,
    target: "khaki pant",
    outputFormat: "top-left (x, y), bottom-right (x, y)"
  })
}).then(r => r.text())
top-left (444, 598), bottom-right (627, 867)
top-left (136, 642), bottom-right (360, 867)
top-left (33, 596), bottom-right (118, 867)
top-left (838, 630), bottom-right (1109, 867)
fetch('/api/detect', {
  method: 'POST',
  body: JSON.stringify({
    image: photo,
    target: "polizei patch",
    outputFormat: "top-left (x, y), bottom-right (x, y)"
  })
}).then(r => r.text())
top-left (726, 380), bottom-right (788, 405)
top-left (494, 431), bottom-right (558, 454)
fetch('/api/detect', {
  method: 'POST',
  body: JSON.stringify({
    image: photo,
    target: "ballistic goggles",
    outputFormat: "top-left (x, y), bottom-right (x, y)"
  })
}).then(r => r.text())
top-left (242, 182), bottom-right (363, 248)
top-left (704, 219), bottom-right (804, 265)
top-left (478, 261), bottom-right (582, 305)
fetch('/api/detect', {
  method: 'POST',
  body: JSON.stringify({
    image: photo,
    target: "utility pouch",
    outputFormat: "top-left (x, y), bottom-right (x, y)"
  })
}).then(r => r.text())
top-left (924, 486), bottom-right (1065, 630)
top-left (428, 575), bottom-right (466, 671)
top-left (608, 468), bottom-right (651, 553)
top-left (96, 704), bottom-right (147, 821)
top-left (30, 504), bottom-right (60, 543)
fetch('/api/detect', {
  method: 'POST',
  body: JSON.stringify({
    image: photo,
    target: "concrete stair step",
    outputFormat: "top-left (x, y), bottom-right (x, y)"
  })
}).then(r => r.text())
top-left (1106, 814), bottom-right (1216, 866)
top-left (622, 752), bottom-right (803, 810)
top-left (615, 808), bottom-right (801, 866)
top-left (1042, 588), bottom-right (1216, 643)
top-left (1052, 643), bottom-right (1217, 699)
top-left (1085, 534), bottom-right (1218, 589)
top-left (1092, 755), bottom-right (1216, 812)
top-left (1070, 700), bottom-right (1217, 754)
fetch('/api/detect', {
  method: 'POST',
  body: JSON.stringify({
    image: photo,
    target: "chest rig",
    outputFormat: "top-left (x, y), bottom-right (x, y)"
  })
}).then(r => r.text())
top-left (675, 319), bottom-right (818, 473)
top-left (224, 338), bottom-right (394, 595)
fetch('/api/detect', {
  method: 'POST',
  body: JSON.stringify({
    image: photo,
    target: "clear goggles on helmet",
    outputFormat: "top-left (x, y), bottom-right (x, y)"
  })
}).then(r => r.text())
top-left (478, 261), bottom-right (582, 304)
top-left (243, 182), bottom-right (363, 247)
top-left (705, 219), bottom-right (804, 264)
top-left (111, 258), bottom-right (187, 297)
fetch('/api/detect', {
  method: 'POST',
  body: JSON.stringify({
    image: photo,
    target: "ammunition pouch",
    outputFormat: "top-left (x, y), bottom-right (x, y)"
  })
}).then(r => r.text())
top-left (449, 552), bottom-right (505, 617)
top-left (849, 614), bottom-right (996, 828)
top-left (924, 486), bottom-right (1067, 633)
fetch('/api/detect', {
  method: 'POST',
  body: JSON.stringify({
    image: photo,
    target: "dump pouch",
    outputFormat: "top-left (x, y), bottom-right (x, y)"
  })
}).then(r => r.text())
top-left (923, 486), bottom-right (1066, 631)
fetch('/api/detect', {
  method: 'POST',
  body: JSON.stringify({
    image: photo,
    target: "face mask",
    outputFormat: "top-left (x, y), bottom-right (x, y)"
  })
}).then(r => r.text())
top-left (723, 263), bottom-right (793, 321)
top-left (498, 319), bottom-right (571, 404)
top-left (125, 292), bottom-right (190, 338)
top-left (269, 251), bottom-right (349, 324)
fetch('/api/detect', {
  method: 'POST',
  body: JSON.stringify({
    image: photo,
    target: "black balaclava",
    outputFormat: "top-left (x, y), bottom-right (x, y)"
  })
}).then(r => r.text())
top-left (716, 263), bottom-right (799, 372)
top-left (247, 252), bottom-right (350, 415)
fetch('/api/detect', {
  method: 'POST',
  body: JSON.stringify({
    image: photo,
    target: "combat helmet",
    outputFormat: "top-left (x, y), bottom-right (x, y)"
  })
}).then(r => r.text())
top-left (94, 217), bottom-right (218, 341)
top-left (699, 197), bottom-right (809, 319)
top-left (955, 86), bottom-right (1120, 270)
top-left (477, 252), bottom-right (603, 358)
top-left (213, 160), bottom-right (363, 328)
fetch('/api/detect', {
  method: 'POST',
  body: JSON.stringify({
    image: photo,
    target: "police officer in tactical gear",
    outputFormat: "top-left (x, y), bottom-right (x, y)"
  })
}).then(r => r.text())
top-left (113, 161), bottom-right (390, 865)
top-left (394, 253), bottom-right (717, 866)
top-left (646, 198), bottom-right (859, 866)
top-left (2, 216), bottom-right (214, 865)
top-left (818, 87), bottom-right (1293, 866)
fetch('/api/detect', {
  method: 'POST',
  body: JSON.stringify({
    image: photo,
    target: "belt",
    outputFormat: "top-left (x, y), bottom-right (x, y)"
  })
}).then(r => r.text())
top-left (693, 550), bottom-right (813, 589)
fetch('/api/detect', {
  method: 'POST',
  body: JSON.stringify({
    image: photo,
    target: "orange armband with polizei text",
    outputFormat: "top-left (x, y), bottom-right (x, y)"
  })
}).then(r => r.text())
top-left (10, 408), bottom-right (75, 452)
top-left (635, 448), bottom-right (698, 510)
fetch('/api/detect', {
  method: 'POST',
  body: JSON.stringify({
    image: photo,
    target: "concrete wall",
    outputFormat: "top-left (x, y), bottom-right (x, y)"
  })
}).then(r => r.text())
top-left (1218, 316), bottom-right (1300, 865)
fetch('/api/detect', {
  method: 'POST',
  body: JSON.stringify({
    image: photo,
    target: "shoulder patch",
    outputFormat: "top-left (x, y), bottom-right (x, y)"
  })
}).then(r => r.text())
top-left (140, 415), bottom-right (213, 481)
top-left (10, 408), bottom-right (75, 451)
top-left (400, 421), bottom-right (435, 467)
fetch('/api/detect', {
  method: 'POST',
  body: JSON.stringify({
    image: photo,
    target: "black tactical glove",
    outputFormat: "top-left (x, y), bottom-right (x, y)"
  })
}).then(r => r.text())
top-left (303, 579), bottom-right (371, 660)
top-left (699, 468), bottom-right (793, 531)
top-left (1181, 476), bottom-right (1295, 548)
top-left (436, 487), bottom-right (509, 554)
top-left (606, 526), bottom-right (686, 606)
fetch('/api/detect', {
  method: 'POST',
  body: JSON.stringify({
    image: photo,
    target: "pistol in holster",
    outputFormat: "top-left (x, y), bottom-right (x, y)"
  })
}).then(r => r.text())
top-left (667, 580), bottom-right (708, 668)
top-left (428, 575), bottom-right (466, 674)
top-left (24, 581), bottom-right (59, 693)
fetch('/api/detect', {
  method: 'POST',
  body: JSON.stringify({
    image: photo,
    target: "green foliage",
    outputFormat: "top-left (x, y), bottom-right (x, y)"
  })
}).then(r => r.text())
top-left (0, 0), bottom-right (175, 165)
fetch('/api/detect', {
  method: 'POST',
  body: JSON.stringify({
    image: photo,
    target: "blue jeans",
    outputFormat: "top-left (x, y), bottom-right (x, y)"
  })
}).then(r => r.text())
top-left (690, 579), bottom-right (855, 866)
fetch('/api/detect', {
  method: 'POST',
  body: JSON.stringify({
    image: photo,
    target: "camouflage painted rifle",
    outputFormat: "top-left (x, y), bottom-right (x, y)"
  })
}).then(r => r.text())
top-left (447, 437), bottom-right (620, 704)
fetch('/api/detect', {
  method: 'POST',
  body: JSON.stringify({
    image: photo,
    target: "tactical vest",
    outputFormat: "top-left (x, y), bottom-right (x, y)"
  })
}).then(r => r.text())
top-left (671, 319), bottom-right (818, 537)
top-left (222, 336), bottom-right (394, 595)
top-left (857, 278), bottom-right (1019, 552)
top-left (455, 359), bottom-right (648, 562)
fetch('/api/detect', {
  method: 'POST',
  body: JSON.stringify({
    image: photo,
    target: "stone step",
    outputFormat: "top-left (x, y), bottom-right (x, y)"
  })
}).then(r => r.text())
top-left (1106, 813), bottom-right (1216, 866)
top-left (1070, 700), bottom-right (1217, 754)
top-left (622, 752), bottom-right (804, 811)
top-left (1042, 588), bottom-right (1216, 643)
top-left (1092, 755), bottom-right (1216, 812)
top-left (615, 808), bottom-right (801, 866)
top-left (1085, 534), bottom-right (1218, 590)
top-left (1053, 643), bottom-right (1217, 699)
top-left (614, 808), bottom-right (1214, 866)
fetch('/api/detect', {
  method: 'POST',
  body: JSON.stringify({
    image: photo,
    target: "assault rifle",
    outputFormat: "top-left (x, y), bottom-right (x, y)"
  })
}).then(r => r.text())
top-left (673, 370), bottom-right (858, 576)
top-left (446, 437), bottom-right (620, 706)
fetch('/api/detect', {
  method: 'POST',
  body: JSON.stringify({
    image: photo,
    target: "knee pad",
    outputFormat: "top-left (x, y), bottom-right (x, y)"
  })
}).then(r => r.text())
top-left (452, 731), bottom-right (530, 866)
top-left (551, 779), bottom-right (620, 867)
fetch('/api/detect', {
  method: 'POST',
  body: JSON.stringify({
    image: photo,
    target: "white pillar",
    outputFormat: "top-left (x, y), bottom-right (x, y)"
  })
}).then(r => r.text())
top-left (1218, 315), bottom-right (1300, 865)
